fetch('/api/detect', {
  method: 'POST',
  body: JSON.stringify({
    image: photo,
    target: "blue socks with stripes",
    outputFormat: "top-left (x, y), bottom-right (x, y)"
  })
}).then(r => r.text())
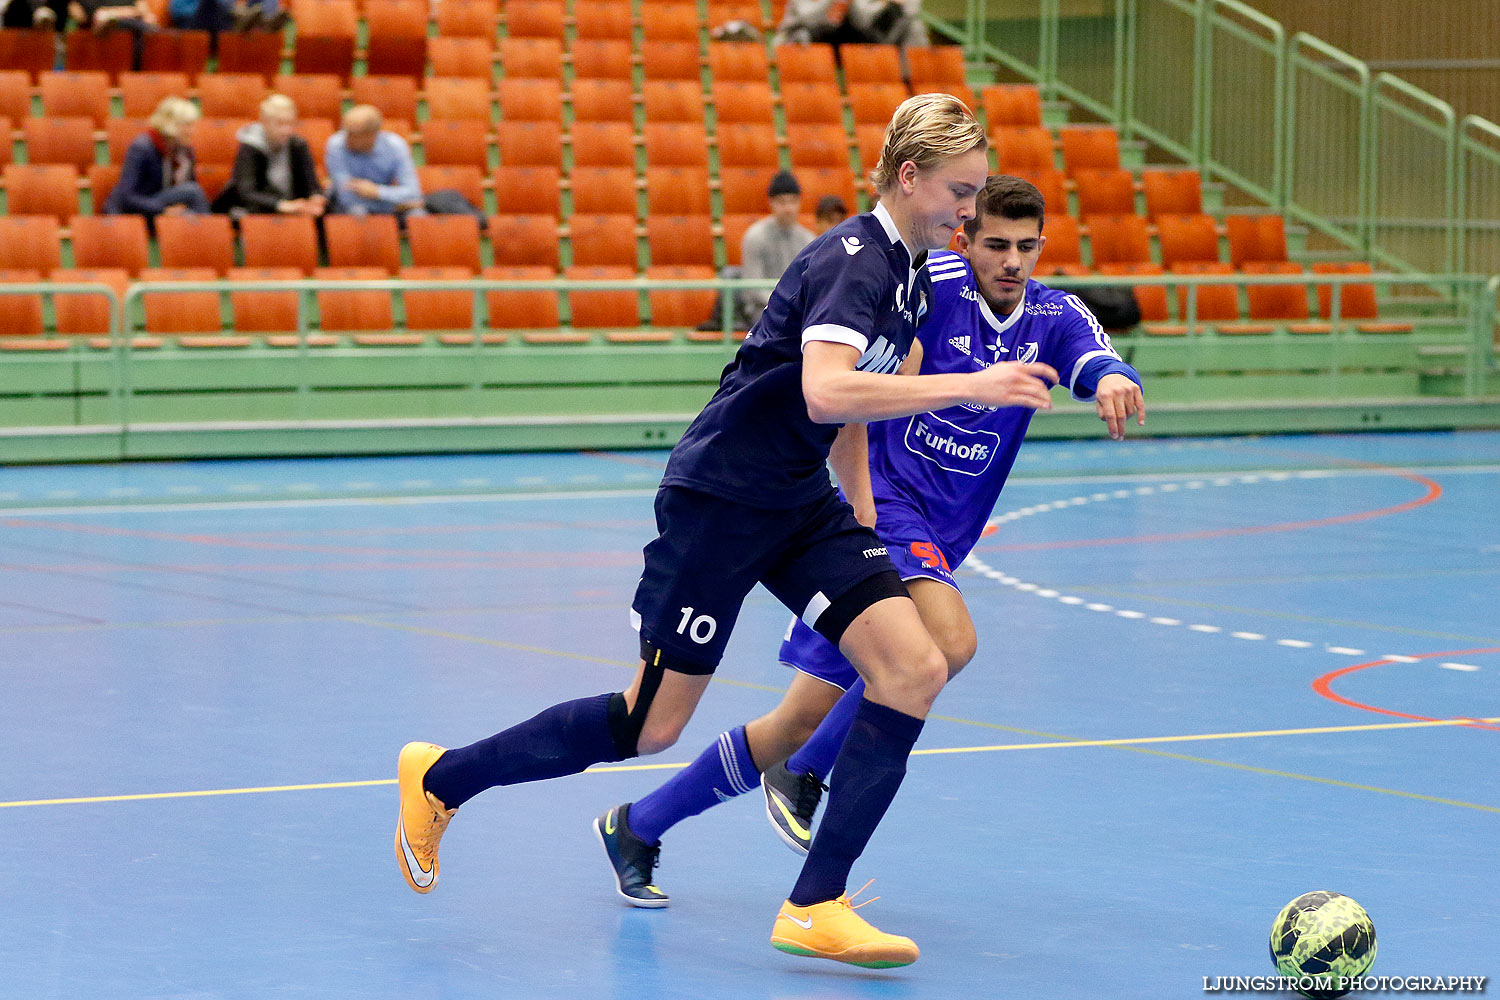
top-left (628, 725), bottom-right (761, 845)
top-left (788, 697), bottom-right (924, 906)
top-left (422, 692), bottom-right (622, 809)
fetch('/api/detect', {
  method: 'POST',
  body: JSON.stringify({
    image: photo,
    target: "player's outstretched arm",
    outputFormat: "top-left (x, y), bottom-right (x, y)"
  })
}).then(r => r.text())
top-left (802, 342), bottom-right (1059, 424)
top-left (1094, 373), bottom-right (1146, 441)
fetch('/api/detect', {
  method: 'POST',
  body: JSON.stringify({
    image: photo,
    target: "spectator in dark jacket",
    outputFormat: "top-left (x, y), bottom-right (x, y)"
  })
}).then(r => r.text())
top-left (105, 96), bottom-right (211, 219)
top-left (213, 93), bottom-right (326, 217)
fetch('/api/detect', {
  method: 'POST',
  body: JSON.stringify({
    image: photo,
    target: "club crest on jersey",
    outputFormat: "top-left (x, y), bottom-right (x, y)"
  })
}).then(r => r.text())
top-left (1016, 341), bottom-right (1039, 364)
top-left (903, 412), bottom-right (1002, 477)
top-left (857, 335), bottom-right (903, 374)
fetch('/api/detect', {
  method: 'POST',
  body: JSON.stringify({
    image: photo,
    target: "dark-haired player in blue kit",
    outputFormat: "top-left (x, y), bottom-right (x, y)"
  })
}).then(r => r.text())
top-left (595, 174), bottom-right (1145, 907)
top-left (395, 96), bottom-right (1067, 969)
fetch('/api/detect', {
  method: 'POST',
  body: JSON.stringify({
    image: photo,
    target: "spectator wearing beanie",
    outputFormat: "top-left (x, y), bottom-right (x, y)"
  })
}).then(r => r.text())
top-left (739, 169), bottom-right (815, 320)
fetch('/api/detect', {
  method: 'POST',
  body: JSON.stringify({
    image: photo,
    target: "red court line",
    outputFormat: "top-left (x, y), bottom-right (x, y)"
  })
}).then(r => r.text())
top-left (1313, 648), bottom-right (1500, 730)
top-left (980, 468), bottom-right (1441, 552)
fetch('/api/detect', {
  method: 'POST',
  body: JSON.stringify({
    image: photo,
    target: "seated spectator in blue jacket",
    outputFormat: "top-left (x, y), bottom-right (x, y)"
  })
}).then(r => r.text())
top-left (324, 105), bottom-right (425, 219)
top-left (105, 96), bottom-right (210, 219)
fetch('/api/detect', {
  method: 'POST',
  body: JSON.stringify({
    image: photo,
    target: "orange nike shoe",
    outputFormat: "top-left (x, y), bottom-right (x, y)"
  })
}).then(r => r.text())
top-left (770, 883), bottom-right (919, 969)
top-left (395, 741), bottom-right (456, 894)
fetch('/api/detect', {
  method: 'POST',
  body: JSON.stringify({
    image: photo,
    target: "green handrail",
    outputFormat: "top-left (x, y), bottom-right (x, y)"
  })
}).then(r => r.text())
top-left (1372, 72), bottom-right (1458, 276)
top-left (1286, 32), bottom-right (1371, 255)
top-left (1458, 115), bottom-right (1500, 276)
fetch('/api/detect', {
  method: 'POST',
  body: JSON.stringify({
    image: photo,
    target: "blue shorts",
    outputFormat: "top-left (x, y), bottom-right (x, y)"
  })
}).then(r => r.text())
top-left (631, 485), bottom-right (899, 673)
top-left (778, 498), bottom-right (962, 691)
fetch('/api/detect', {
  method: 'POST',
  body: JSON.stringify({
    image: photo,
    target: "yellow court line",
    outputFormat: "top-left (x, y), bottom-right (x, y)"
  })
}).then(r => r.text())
top-left (5, 715), bottom-right (1497, 811)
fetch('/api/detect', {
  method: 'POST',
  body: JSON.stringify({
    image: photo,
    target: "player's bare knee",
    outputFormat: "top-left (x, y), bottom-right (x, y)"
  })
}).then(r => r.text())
top-left (635, 720), bottom-right (683, 756)
top-left (938, 629), bottom-right (977, 678)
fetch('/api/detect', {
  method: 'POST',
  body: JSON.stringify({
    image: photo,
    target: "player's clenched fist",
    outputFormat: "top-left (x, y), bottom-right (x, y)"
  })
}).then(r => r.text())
top-left (967, 361), bottom-right (1060, 410)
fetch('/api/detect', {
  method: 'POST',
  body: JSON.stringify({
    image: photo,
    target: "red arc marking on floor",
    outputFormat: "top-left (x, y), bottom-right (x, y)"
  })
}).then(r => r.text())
top-left (1313, 647), bottom-right (1500, 730)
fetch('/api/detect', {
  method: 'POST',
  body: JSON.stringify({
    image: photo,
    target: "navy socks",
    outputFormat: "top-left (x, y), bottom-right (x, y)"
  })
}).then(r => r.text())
top-left (628, 725), bottom-right (760, 845)
top-left (788, 697), bottom-right (924, 906)
top-left (422, 692), bottom-right (622, 809)
top-left (786, 677), bottom-right (866, 781)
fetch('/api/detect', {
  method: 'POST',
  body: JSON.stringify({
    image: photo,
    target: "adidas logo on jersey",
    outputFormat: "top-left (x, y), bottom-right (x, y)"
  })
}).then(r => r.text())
top-left (948, 336), bottom-right (971, 356)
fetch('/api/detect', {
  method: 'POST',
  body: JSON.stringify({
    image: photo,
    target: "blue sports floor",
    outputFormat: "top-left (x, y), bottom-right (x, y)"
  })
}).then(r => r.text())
top-left (1, 431), bottom-right (1496, 999)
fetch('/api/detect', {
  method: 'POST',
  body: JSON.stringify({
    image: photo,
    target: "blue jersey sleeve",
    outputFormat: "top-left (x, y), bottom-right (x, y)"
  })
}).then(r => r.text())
top-left (1043, 292), bottom-right (1135, 401)
top-left (799, 240), bottom-right (890, 356)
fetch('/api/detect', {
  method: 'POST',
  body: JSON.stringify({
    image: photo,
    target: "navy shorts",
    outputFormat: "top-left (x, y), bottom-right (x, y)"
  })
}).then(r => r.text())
top-left (779, 498), bottom-right (963, 691)
top-left (631, 485), bottom-right (899, 673)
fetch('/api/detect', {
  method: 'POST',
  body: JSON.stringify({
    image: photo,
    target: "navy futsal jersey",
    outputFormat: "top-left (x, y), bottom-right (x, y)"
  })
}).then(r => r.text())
top-left (867, 250), bottom-right (1141, 562)
top-left (661, 202), bottom-right (932, 508)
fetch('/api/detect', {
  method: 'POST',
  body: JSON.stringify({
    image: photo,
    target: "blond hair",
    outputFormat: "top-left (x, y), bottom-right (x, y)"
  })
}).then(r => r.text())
top-left (261, 93), bottom-right (298, 119)
top-left (869, 93), bottom-right (987, 193)
top-left (149, 95), bottom-right (200, 141)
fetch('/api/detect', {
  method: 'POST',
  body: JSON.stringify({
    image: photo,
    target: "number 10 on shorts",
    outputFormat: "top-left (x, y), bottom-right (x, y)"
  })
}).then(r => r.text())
top-left (677, 607), bottom-right (718, 644)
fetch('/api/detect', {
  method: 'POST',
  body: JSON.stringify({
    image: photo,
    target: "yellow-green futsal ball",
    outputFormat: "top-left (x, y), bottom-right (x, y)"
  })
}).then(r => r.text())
top-left (1269, 891), bottom-right (1377, 999)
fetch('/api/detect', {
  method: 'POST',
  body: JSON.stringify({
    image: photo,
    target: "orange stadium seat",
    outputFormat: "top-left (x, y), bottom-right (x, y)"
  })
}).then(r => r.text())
top-left (1243, 260), bottom-right (1311, 322)
top-left (349, 76), bottom-right (418, 129)
top-left (1009, 168), bottom-right (1069, 217)
top-left (314, 267), bottom-right (394, 333)
top-left (780, 82), bottom-right (843, 126)
top-left (647, 265), bottom-right (715, 328)
top-left (486, 214), bottom-right (561, 269)
top-left (38, 71), bottom-right (111, 127)
top-left (0, 117), bottom-right (9, 169)
top-left (505, 0), bottom-right (566, 39)
top-left (435, 0), bottom-right (498, 38)
top-left (906, 46), bottom-right (966, 89)
top-left (297, 119), bottom-right (335, 171)
top-left (565, 265), bottom-right (638, 328)
top-left (774, 44), bottom-right (838, 84)
top-left (240, 215), bottom-right (321, 274)
top-left (431, 37), bottom-right (496, 80)
top-left (1225, 214), bottom-right (1287, 266)
top-left (846, 84), bottom-right (907, 126)
top-left (1035, 214), bottom-right (1085, 275)
top-left (491, 164), bottom-right (559, 217)
top-left (140, 30), bottom-right (210, 80)
top-left (52, 267), bottom-right (129, 336)
top-left (64, 31), bottom-right (132, 81)
top-left (155, 214), bottom-right (235, 275)
top-left (499, 37), bottom-right (562, 80)
top-left (992, 125), bottom-right (1055, 173)
top-left (854, 123), bottom-right (884, 174)
top-left (104, 118), bottom-right (147, 164)
top-left (498, 78), bottom-right (564, 122)
top-left (1156, 213), bottom-right (1220, 266)
top-left (1096, 262), bottom-right (1169, 323)
top-left (709, 42), bottom-right (768, 82)
top-left (417, 165), bottom-right (488, 212)
top-left (86, 164), bottom-right (122, 210)
top-left (119, 72), bottom-right (191, 119)
top-left (424, 77), bottom-right (492, 122)
top-left (192, 118), bottom-right (245, 166)
top-left (643, 122), bottom-right (708, 167)
top-left (797, 166), bottom-right (859, 215)
top-left (407, 214), bottom-right (483, 272)
top-left (0, 29), bottom-right (57, 82)
top-left (1311, 262), bottom-right (1384, 323)
top-left (570, 166), bottom-right (636, 215)
top-left (0, 70), bottom-right (28, 122)
top-left (0, 269), bottom-right (45, 339)
top-left (364, 0), bottom-right (429, 79)
top-left (719, 213), bottom-right (756, 267)
top-left (1170, 262), bottom-right (1240, 324)
top-left (227, 267), bottom-right (306, 336)
top-left (1141, 169), bottom-right (1203, 220)
top-left (0, 215), bottom-right (63, 273)
top-left (570, 40), bottom-right (633, 80)
top-left (642, 81), bottom-right (705, 124)
top-left (642, 42), bottom-right (701, 82)
top-left (138, 267), bottom-right (224, 336)
top-left (716, 123), bottom-right (779, 168)
top-left (840, 44), bottom-right (902, 86)
top-left (980, 84), bottom-right (1043, 128)
top-left (292, 1), bottom-right (358, 81)
top-left (197, 73), bottom-right (269, 120)
top-left (1060, 125), bottom-right (1120, 176)
top-left (400, 265), bottom-right (475, 332)
top-left (1073, 168), bottom-right (1136, 217)
top-left (324, 214), bottom-right (401, 274)
top-left (1084, 213), bottom-right (1151, 266)
top-left (497, 121), bottom-right (563, 168)
top-left (572, 0), bottom-right (632, 40)
top-left (570, 122), bottom-right (636, 167)
top-left (421, 120), bottom-right (491, 168)
top-left (484, 265), bottom-right (560, 328)
top-left (646, 215), bottom-right (714, 267)
top-left (70, 215), bottom-right (150, 275)
top-left (718, 168), bottom-right (771, 214)
top-left (713, 81), bottom-right (776, 126)
top-left (22, 118), bottom-right (96, 171)
top-left (216, 32), bottom-right (281, 81)
top-left (642, 2), bottom-right (700, 42)
top-left (570, 79), bottom-right (634, 123)
top-left (2, 166), bottom-right (79, 222)
top-left (272, 74), bottom-right (343, 122)
top-left (786, 124), bottom-right (852, 168)
top-left (646, 166), bottom-right (711, 216)
top-left (570, 214), bottom-right (638, 268)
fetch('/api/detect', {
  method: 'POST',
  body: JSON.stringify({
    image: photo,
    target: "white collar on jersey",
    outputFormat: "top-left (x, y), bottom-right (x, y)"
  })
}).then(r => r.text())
top-left (871, 201), bottom-right (925, 266)
top-left (977, 282), bottom-right (1026, 338)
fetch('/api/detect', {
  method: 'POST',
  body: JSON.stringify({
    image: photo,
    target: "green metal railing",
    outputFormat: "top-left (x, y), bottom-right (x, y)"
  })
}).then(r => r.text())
top-left (939, 0), bottom-right (1500, 279)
